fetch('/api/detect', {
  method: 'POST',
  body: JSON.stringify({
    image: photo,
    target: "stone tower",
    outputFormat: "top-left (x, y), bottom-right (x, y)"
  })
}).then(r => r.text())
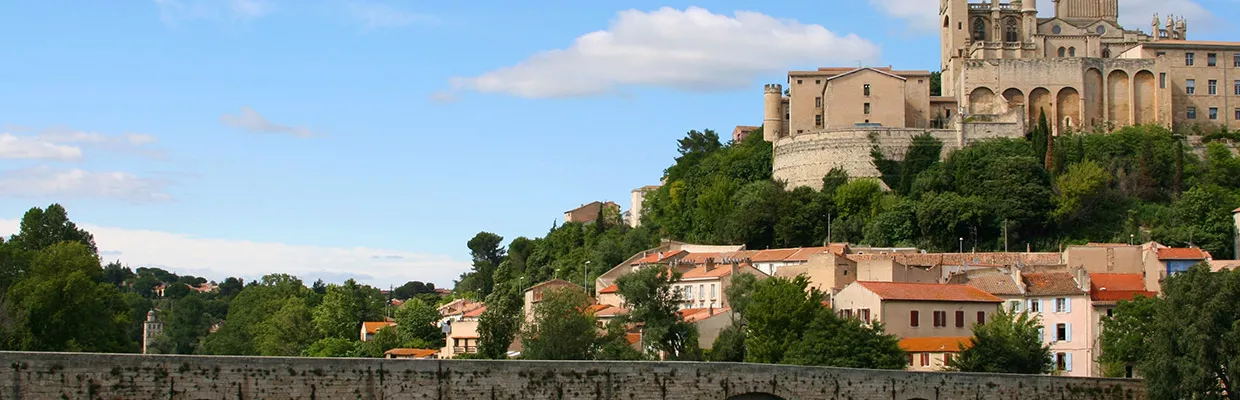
top-left (1053, 0), bottom-right (1119, 23)
top-left (142, 309), bottom-right (162, 354)
top-left (763, 84), bottom-right (785, 142)
top-left (939, 0), bottom-right (969, 98)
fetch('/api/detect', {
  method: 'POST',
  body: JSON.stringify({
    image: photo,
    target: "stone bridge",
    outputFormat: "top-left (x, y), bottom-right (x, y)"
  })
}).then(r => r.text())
top-left (0, 351), bottom-right (1144, 399)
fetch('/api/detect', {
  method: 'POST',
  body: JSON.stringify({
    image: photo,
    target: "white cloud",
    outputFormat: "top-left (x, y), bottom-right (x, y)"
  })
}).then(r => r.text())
top-left (155, 0), bottom-right (272, 24)
top-left (866, 0), bottom-right (1214, 34)
top-left (219, 106), bottom-right (320, 138)
top-left (0, 166), bottom-right (172, 204)
top-left (341, 0), bottom-right (435, 28)
top-left (0, 133), bottom-right (83, 161)
top-left (2, 125), bottom-right (163, 159)
top-left (0, 219), bottom-right (472, 288)
top-left (446, 6), bottom-right (881, 99)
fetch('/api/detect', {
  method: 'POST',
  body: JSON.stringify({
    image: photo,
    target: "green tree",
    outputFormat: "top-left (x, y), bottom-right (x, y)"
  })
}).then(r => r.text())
top-left (302, 337), bottom-right (359, 357)
top-left (456, 232), bottom-right (506, 298)
top-left (1141, 266), bottom-right (1239, 399)
top-left (615, 267), bottom-right (698, 359)
top-left (6, 204), bottom-right (97, 254)
top-left (709, 325), bottom-right (747, 362)
top-left (255, 296), bottom-right (319, 356)
top-left (201, 274), bottom-right (311, 355)
top-left (475, 260), bottom-right (523, 359)
top-left (1052, 160), bottom-right (1115, 225)
top-left (521, 287), bottom-right (597, 360)
top-left (4, 242), bottom-right (132, 352)
top-left (948, 308), bottom-right (1050, 374)
top-left (358, 326), bottom-right (403, 357)
top-left (1097, 295), bottom-right (1158, 377)
top-left (393, 298), bottom-right (444, 348)
top-left (1030, 109), bottom-right (1050, 169)
top-left (784, 311), bottom-right (906, 369)
top-left (745, 275), bottom-right (822, 364)
top-left (156, 294), bottom-right (212, 354)
top-left (312, 279), bottom-right (386, 340)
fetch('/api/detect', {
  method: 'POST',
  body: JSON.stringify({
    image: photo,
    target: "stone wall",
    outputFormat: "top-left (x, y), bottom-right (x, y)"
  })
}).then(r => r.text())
top-left (1, 351), bottom-right (1144, 400)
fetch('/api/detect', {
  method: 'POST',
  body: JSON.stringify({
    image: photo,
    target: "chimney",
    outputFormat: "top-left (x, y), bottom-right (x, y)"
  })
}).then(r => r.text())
top-left (705, 258), bottom-right (716, 272)
top-left (730, 260), bottom-right (739, 278)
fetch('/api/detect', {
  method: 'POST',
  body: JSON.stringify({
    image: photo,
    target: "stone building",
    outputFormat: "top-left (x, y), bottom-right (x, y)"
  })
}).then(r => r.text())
top-left (764, 0), bottom-right (1240, 189)
top-left (564, 201), bottom-right (620, 224)
top-left (141, 309), bottom-right (162, 355)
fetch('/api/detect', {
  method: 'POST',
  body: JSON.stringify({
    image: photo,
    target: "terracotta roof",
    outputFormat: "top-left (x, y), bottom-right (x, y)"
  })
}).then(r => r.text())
top-left (462, 305), bottom-right (487, 318)
top-left (953, 271), bottom-right (1023, 296)
top-left (588, 305), bottom-right (628, 317)
top-left (899, 337), bottom-right (973, 353)
top-left (525, 279), bottom-right (582, 293)
top-left (846, 252), bottom-right (1062, 267)
top-left (1089, 273), bottom-right (1156, 302)
top-left (680, 262), bottom-right (754, 280)
top-left (855, 282), bottom-right (1003, 303)
top-left (631, 250), bottom-right (686, 265)
top-left (1022, 273), bottom-right (1084, 296)
top-left (1156, 248), bottom-right (1208, 260)
top-left (625, 332), bottom-right (641, 345)
top-left (750, 249), bottom-right (799, 262)
top-left (679, 307), bottom-right (730, 323)
top-left (677, 252), bottom-right (725, 265)
top-left (598, 284), bottom-right (619, 294)
top-left (362, 321), bottom-right (397, 335)
top-left (383, 348), bottom-right (438, 358)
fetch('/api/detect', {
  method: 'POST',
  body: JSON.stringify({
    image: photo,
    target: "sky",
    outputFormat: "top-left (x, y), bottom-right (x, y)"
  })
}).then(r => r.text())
top-left (1, 0), bottom-right (1236, 289)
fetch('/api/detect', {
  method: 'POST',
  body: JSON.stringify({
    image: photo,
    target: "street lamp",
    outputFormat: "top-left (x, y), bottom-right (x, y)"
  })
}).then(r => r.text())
top-left (959, 237), bottom-right (963, 253)
top-left (584, 261), bottom-right (591, 294)
top-left (554, 268), bottom-right (561, 280)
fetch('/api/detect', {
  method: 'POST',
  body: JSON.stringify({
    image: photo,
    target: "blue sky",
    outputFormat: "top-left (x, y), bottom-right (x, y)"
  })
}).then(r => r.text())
top-left (1, 0), bottom-right (1236, 288)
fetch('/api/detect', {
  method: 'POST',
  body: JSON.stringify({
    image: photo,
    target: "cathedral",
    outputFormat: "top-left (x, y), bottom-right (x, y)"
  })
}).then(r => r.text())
top-left (763, 0), bottom-right (1240, 189)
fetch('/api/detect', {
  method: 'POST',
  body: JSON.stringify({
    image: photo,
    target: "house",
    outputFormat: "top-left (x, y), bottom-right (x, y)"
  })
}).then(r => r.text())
top-left (437, 298), bottom-right (483, 324)
top-left (775, 251), bottom-right (858, 298)
top-left (585, 304), bottom-right (628, 327)
top-left (900, 336), bottom-right (972, 371)
top-left (673, 259), bottom-right (769, 310)
top-left (946, 267), bottom-right (1026, 312)
top-left (1022, 271), bottom-right (1091, 377)
top-left (440, 305), bottom-right (485, 359)
top-left (679, 307), bottom-right (733, 349)
top-left (731, 125), bottom-right (759, 142)
top-left (383, 348), bottom-right (439, 359)
top-left (360, 321), bottom-right (397, 342)
top-left (832, 281), bottom-right (1002, 339)
top-left (1088, 273), bottom-right (1156, 378)
top-left (564, 201), bottom-right (621, 224)
top-left (523, 279), bottom-right (585, 323)
top-left (1155, 247), bottom-right (1211, 276)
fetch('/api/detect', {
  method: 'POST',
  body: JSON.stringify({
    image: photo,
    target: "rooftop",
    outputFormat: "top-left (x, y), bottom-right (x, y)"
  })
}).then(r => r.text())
top-left (1089, 273), bottom-right (1156, 302)
top-left (899, 336), bottom-right (973, 353)
top-left (855, 281), bottom-right (1003, 303)
top-left (1022, 272), bottom-right (1085, 296)
top-left (525, 279), bottom-right (582, 293)
top-left (362, 321), bottom-right (397, 335)
top-left (383, 348), bottom-right (438, 358)
top-left (1156, 247), bottom-right (1209, 260)
top-left (949, 270), bottom-right (1023, 296)
top-left (598, 284), bottom-right (619, 294)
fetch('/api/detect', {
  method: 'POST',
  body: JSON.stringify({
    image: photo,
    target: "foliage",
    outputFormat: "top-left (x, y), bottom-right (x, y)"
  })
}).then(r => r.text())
top-left (476, 262), bottom-right (523, 359)
top-left (255, 296), bottom-right (319, 356)
top-left (615, 267), bottom-right (698, 359)
top-left (153, 294), bottom-right (213, 354)
top-left (520, 287), bottom-right (597, 360)
top-left (201, 274), bottom-right (312, 355)
top-left (311, 279), bottom-right (386, 340)
top-left (744, 275), bottom-right (823, 364)
top-left (1098, 295), bottom-right (1157, 377)
top-left (709, 324), bottom-right (747, 362)
top-left (393, 298), bottom-right (445, 348)
top-left (948, 308), bottom-right (1050, 374)
top-left (1141, 266), bottom-right (1239, 399)
top-left (392, 281), bottom-right (437, 300)
top-left (302, 337), bottom-right (360, 358)
top-left (784, 311), bottom-right (906, 369)
top-left (455, 232), bottom-right (507, 298)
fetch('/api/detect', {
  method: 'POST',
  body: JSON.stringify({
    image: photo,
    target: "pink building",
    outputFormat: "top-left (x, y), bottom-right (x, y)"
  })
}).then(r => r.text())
top-left (1022, 272), bottom-right (1091, 376)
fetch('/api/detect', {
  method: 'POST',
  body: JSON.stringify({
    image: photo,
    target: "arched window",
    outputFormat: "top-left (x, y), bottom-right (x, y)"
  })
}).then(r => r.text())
top-left (1069, 47), bottom-right (1076, 57)
top-left (1102, 48), bottom-right (1112, 58)
top-left (944, 16), bottom-right (950, 28)
top-left (1005, 19), bottom-right (1019, 42)
top-left (1058, 47), bottom-right (1066, 57)
top-left (972, 19), bottom-right (987, 41)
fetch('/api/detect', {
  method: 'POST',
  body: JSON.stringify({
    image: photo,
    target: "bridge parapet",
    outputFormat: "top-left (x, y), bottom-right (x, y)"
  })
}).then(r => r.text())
top-left (0, 351), bottom-right (1144, 399)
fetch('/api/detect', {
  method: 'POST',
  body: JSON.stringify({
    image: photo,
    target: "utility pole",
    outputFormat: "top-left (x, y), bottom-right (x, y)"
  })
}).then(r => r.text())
top-left (827, 213), bottom-right (833, 244)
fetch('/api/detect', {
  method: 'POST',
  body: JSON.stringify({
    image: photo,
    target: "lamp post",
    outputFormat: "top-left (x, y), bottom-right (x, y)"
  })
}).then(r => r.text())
top-left (959, 237), bottom-right (963, 253)
top-left (555, 269), bottom-right (560, 280)
top-left (584, 261), bottom-right (591, 294)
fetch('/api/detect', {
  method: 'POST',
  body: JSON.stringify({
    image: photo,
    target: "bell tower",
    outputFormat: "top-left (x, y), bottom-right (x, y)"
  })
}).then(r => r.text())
top-left (940, 0), bottom-right (968, 98)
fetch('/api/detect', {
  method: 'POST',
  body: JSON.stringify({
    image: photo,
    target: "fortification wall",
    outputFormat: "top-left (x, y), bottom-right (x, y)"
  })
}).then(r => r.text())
top-left (1, 351), bottom-right (1144, 400)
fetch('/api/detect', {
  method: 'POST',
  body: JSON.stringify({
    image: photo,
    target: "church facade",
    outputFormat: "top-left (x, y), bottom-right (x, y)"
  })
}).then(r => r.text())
top-left (764, 0), bottom-right (1240, 189)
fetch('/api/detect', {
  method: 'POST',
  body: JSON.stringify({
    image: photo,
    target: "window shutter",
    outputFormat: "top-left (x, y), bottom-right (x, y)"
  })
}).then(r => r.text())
top-left (1038, 326), bottom-right (1044, 341)
top-left (911, 310), bottom-right (919, 327)
top-left (1041, 299), bottom-right (1046, 313)
top-left (1065, 323), bottom-right (1072, 342)
top-left (955, 311), bottom-right (965, 327)
top-left (1065, 297), bottom-right (1072, 313)
top-left (1065, 353), bottom-right (1073, 372)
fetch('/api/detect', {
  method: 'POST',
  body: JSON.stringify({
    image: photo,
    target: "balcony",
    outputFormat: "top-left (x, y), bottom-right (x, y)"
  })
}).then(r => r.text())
top-left (454, 346), bottom-right (478, 354)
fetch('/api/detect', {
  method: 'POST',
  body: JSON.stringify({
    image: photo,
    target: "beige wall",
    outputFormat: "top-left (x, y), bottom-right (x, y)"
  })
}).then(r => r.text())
top-left (776, 253), bottom-right (857, 297)
top-left (907, 351), bottom-right (957, 372)
top-left (856, 260), bottom-right (940, 284)
top-left (1147, 47), bottom-right (1240, 129)
top-left (693, 310), bottom-right (734, 349)
top-left (825, 70), bottom-right (907, 129)
top-left (440, 319), bottom-right (479, 359)
top-left (831, 283), bottom-right (999, 339)
top-left (1063, 245), bottom-right (1143, 274)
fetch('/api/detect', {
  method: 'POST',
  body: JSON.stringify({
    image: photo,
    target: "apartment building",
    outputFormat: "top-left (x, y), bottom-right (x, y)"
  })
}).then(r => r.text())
top-left (1022, 272), bottom-right (1092, 376)
top-left (832, 281), bottom-right (1002, 339)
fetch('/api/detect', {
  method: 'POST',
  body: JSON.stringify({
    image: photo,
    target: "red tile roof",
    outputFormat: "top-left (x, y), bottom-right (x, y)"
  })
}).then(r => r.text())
top-left (598, 284), bottom-right (619, 294)
top-left (1022, 272), bottom-right (1084, 296)
top-left (750, 249), bottom-right (799, 262)
top-left (680, 262), bottom-right (754, 279)
top-left (679, 307), bottom-right (730, 323)
top-left (362, 321), bottom-right (397, 335)
top-left (1234, 207), bottom-right (1240, 213)
top-left (625, 333), bottom-right (641, 345)
top-left (631, 250), bottom-right (686, 265)
top-left (1089, 273), bottom-right (1156, 302)
top-left (383, 348), bottom-right (439, 358)
top-left (899, 336), bottom-right (973, 353)
top-left (856, 282), bottom-right (1003, 303)
top-left (462, 305), bottom-right (487, 318)
top-left (525, 279), bottom-right (582, 293)
top-left (1156, 248), bottom-right (1209, 260)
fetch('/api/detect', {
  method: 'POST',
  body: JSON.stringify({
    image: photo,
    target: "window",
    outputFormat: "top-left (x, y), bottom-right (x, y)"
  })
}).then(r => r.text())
top-left (1187, 79), bottom-right (1196, 94)
top-left (1160, 73), bottom-right (1167, 89)
top-left (864, 103), bottom-right (871, 114)
top-left (944, 353), bottom-right (953, 365)
top-left (698, 284), bottom-right (704, 301)
top-left (907, 353), bottom-right (914, 366)
top-left (1186, 52), bottom-right (1195, 66)
top-left (1210, 107), bottom-right (1218, 120)
top-left (1029, 299), bottom-right (1041, 313)
top-left (815, 79), bottom-right (821, 84)
top-left (796, 79), bottom-right (803, 84)
top-left (858, 308), bottom-right (871, 323)
top-left (1106, 308), bottom-right (1114, 318)
top-left (1188, 107), bottom-right (1197, 119)
top-left (843, 309), bottom-right (853, 319)
top-left (910, 310), bottom-right (920, 327)
top-left (1235, 109), bottom-right (1240, 121)
top-left (1096, 25), bottom-right (1106, 35)
top-left (1208, 53), bottom-right (1217, 66)
top-left (919, 353), bottom-right (931, 366)
top-left (933, 311), bottom-right (947, 327)
top-left (1056, 323), bottom-right (1068, 341)
top-left (815, 96), bottom-right (822, 107)
top-left (1069, 47), bottom-right (1076, 57)
top-left (1037, 326), bottom-right (1045, 341)
top-left (1055, 298), bottom-right (1067, 313)
top-left (1005, 19), bottom-right (1018, 42)
top-left (1052, 25), bottom-right (1062, 34)
top-left (1235, 53), bottom-right (1240, 67)
top-left (1055, 353), bottom-right (1067, 370)
top-left (710, 284), bottom-right (716, 299)
top-left (863, 84), bottom-right (871, 96)
top-left (686, 285), bottom-right (693, 300)
top-left (1102, 48), bottom-right (1111, 58)
top-left (976, 311), bottom-right (986, 324)
top-left (815, 114), bottom-right (823, 126)
top-left (1008, 301), bottom-right (1023, 313)
top-left (972, 19), bottom-right (987, 41)
top-left (1234, 80), bottom-right (1239, 95)
top-left (1156, 51), bottom-right (1166, 57)
top-left (1058, 47), bottom-right (1066, 57)
top-left (955, 311), bottom-right (965, 327)
top-left (1209, 80), bottom-right (1218, 95)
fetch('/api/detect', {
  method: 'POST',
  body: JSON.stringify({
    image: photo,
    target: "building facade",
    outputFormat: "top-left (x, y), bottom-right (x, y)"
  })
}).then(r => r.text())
top-left (1022, 272), bottom-right (1092, 376)
top-left (832, 281), bottom-right (1002, 339)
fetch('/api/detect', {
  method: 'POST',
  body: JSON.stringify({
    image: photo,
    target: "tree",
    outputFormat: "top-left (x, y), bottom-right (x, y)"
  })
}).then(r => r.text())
top-left (1098, 295), bottom-right (1158, 377)
top-left (1030, 109), bottom-right (1050, 170)
top-left (457, 232), bottom-right (506, 298)
top-left (358, 326), bottom-right (402, 357)
top-left (615, 267), bottom-right (698, 359)
top-left (948, 308), bottom-right (1050, 374)
top-left (784, 311), bottom-right (906, 369)
top-left (3, 242), bottom-right (132, 352)
top-left (312, 279), bottom-right (386, 340)
top-left (255, 296), bottom-right (319, 356)
top-left (745, 275), bottom-right (823, 364)
top-left (155, 294), bottom-right (212, 354)
top-left (200, 274), bottom-right (310, 355)
top-left (1052, 160), bottom-right (1114, 224)
top-left (6, 204), bottom-right (97, 255)
top-left (709, 325), bottom-right (747, 362)
top-left (392, 281), bottom-right (432, 300)
top-left (521, 287), bottom-right (597, 360)
top-left (476, 294), bottom-right (521, 359)
top-left (1141, 266), bottom-right (1239, 399)
top-left (219, 277), bottom-right (244, 298)
top-left (393, 298), bottom-right (444, 348)
top-left (929, 71), bottom-right (942, 96)
top-left (302, 337), bottom-right (359, 358)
